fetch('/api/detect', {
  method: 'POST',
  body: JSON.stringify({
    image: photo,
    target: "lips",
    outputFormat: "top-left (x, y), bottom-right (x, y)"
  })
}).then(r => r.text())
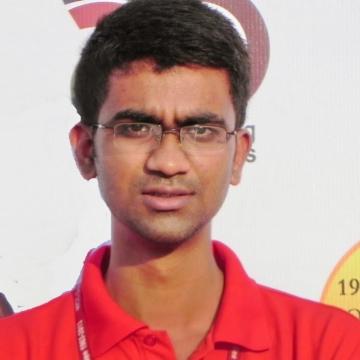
top-left (142, 187), bottom-right (195, 211)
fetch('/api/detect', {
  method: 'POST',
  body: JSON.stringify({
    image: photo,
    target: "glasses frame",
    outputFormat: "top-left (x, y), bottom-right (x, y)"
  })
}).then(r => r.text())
top-left (92, 122), bottom-right (239, 152)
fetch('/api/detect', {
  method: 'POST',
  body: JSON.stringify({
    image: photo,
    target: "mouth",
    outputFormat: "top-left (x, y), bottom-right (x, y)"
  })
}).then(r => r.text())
top-left (141, 187), bottom-right (195, 211)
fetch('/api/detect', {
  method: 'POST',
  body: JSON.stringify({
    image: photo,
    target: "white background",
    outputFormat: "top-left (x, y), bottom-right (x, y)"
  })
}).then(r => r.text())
top-left (0, 0), bottom-right (359, 311)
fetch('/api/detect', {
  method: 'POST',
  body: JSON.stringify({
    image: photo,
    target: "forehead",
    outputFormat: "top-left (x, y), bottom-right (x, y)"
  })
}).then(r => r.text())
top-left (98, 61), bottom-right (236, 127)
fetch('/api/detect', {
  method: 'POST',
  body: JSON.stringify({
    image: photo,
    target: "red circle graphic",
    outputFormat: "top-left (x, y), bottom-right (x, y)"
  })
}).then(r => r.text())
top-left (68, 2), bottom-right (123, 29)
top-left (64, 0), bottom-right (270, 96)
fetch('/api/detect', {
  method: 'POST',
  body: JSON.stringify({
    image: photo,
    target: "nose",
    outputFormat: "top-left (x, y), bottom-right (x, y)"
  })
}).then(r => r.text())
top-left (145, 132), bottom-right (191, 177)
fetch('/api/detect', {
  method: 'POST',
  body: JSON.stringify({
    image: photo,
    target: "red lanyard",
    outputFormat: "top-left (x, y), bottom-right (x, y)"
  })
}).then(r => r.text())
top-left (228, 350), bottom-right (240, 360)
top-left (73, 278), bottom-right (240, 360)
top-left (74, 278), bottom-right (92, 360)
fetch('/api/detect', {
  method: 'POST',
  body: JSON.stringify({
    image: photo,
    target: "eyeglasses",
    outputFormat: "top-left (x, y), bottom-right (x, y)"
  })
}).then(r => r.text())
top-left (92, 122), bottom-right (237, 154)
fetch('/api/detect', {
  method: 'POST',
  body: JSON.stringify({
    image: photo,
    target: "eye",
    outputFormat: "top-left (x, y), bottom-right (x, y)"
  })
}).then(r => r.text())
top-left (185, 125), bottom-right (223, 142)
top-left (114, 123), bottom-right (152, 138)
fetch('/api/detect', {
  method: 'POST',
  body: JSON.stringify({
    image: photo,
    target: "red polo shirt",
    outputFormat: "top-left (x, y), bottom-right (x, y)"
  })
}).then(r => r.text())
top-left (0, 241), bottom-right (359, 359)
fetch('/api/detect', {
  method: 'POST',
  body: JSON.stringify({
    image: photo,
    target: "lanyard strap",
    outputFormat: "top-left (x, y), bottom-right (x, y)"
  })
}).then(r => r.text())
top-left (74, 279), bottom-right (92, 360)
top-left (229, 349), bottom-right (240, 360)
top-left (73, 280), bottom-right (240, 360)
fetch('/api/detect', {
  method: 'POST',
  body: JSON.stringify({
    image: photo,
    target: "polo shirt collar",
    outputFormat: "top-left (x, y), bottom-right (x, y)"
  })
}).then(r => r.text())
top-left (80, 243), bottom-right (147, 357)
top-left (80, 241), bottom-right (272, 357)
top-left (212, 241), bottom-right (272, 352)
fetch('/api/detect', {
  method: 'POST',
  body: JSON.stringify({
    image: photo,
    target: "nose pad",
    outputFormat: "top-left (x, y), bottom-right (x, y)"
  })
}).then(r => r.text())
top-left (154, 129), bottom-right (183, 152)
top-left (145, 131), bottom-right (190, 176)
top-left (162, 128), bottom-right (181, 140)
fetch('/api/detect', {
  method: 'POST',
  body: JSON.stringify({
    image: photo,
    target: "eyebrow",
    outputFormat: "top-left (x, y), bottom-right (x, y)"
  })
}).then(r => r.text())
top-left (109, 109), bottom-right (161, 124)
top-left (107, 109), bottom-right (226, 128)
top-left (178, 113), bottom-right (226, 127)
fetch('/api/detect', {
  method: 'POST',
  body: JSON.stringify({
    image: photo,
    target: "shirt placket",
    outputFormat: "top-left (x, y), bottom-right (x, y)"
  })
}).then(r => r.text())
top-left (134, 329), bottom-right (177, 360)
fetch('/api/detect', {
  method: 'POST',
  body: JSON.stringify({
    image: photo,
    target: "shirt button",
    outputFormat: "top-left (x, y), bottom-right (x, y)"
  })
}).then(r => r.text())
top-left (143, 335), bottom-right (157, 346)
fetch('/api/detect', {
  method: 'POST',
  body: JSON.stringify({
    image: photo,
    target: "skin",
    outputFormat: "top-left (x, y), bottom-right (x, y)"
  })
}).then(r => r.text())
top-left (70, 60), bottom-right (251, 360)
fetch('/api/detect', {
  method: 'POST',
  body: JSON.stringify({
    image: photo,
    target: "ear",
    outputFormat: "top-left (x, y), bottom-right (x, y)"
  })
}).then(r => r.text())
top-left (69, 123), bottom-right (97, 180)
top-left (230, 129), bottom-right (252, 185)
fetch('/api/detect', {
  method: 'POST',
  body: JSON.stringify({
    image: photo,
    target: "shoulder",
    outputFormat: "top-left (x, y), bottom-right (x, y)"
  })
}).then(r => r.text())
top-left (0, 291), bottom-right (74, 329)
top-left (259, 283), bottom-right (359, 325)
top-left (258, 284), bottom-right (360, 358)
top-left (0, 291), bottom-right (76, 357)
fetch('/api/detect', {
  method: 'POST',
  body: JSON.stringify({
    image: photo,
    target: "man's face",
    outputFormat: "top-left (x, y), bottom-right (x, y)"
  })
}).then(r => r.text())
top-left (74, 61), bottom-right (250, 245)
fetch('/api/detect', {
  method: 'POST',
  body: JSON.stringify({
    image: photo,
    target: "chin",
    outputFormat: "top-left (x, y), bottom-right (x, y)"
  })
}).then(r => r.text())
top-left (126, 214), bottom-right (207, 247)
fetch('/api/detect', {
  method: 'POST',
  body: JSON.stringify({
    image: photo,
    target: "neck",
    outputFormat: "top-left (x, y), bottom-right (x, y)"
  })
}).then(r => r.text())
top-left (105, 222), bottom-right (224, 333)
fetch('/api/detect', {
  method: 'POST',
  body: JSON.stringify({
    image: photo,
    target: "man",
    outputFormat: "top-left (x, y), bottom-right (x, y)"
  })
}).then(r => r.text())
top-left (0, 0), bottom-right (359, 359)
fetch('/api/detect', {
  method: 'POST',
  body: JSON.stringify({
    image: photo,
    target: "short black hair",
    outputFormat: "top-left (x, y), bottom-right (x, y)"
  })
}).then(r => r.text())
top-left (72, 0), bottom-right (250, 128)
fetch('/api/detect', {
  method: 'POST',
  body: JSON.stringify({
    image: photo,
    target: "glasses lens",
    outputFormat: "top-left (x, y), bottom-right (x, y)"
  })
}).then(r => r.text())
top-left (112, 123), bottom-right (160, 152)
top-left (181, 125), bottom-right (227, 153)
top-left (107, 123), bottom-right (229, 154)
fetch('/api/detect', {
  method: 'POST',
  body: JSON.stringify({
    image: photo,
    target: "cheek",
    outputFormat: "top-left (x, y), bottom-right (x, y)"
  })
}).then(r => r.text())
top-left (195, 151), bottom-right (234, 202)
top-left (95, 154), bottom-right (141, 202)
